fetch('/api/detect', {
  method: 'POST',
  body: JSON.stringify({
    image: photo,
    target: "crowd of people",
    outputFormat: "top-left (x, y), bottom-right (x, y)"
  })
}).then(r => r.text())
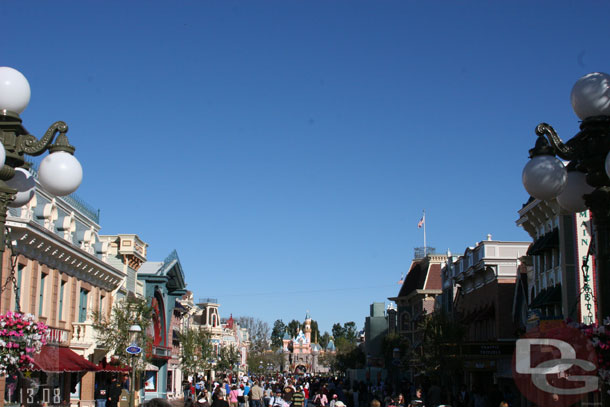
top-left (176, 373), bottom-right (515, 407)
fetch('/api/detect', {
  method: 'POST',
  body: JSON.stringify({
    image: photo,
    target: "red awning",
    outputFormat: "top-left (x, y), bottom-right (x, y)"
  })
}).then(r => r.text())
top-left (31, 346), bottom-right (100, 372)
top-left (97, 362), bottom-right (131, 372)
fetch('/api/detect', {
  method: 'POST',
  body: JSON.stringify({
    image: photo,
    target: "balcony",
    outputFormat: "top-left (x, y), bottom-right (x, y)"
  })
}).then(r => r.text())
top-left (71, 321), bottom-right (97, 350)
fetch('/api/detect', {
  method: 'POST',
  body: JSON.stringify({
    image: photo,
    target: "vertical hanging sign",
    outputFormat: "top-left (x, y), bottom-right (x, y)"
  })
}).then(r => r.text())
top-left (575, 210), bottom-right (596, 324)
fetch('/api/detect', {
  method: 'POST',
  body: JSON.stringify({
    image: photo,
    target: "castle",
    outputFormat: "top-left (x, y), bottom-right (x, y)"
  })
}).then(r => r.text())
top-left (280, 312), bottom-right (336, 374)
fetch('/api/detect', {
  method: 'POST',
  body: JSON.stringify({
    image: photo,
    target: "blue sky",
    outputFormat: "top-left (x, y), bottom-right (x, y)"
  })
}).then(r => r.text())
top-left (2, 1), bottom-right (610, 334)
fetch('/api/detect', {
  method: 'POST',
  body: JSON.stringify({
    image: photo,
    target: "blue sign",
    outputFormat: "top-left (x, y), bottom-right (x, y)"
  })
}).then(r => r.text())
top-left (126, 345), bottom-right (142, 355)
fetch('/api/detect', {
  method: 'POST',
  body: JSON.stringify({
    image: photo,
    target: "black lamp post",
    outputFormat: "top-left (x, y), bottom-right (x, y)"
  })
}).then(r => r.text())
top-left (128, 324), bottom-right (142, 407)
top-left (0, 67), bottom-right (83, 251)
top-left (521, 72), bottom-right (610, 322)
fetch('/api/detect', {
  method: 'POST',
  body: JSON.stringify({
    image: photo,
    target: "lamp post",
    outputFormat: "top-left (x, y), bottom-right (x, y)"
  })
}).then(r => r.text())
top-left (128, 324), bottom-right (142, 407)
top-left (521, 72), bottom-right (610, 322)
top-left (392, 348), bottom-right (400, 394)
top-left (0, 67), bottom-right (82, 250)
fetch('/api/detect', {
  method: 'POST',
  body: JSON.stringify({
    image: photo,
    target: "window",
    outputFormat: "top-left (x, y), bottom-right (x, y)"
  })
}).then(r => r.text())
top-left (16, 264), bottom-right (24, 310)
top-left (167, 370), bottom-right (173, 393)
top-left (145, 371), bottom-right (157, 392)
top-left (78, 288), bottom-right (89, 322)
top-left (58, 281), bottom-right (66, 320)
top-left (39, 273), bottom-right (47, 316)
top-left (99, 294), bottom-right (105, 317)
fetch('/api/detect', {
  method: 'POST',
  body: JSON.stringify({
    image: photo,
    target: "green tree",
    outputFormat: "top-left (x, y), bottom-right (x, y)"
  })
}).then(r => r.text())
top-left (246, 351), bottom-right (282, 375)
top-left (287, 319), bottom-right (301, 337)
top-left (179, 327), bottom-right (213, 377)
top-left (334, 344), bottom-right (365, 373)
top-left (309, 320), bottom-right (320, 343)
top-left (92, 296), bottom-right (153, 369)
top-left (271, 320), bottom-right (286, 349)
top-left (410, 312), bottom-right (465, 381)
top-left (318, 351), bottom-right (337, 372)
top-left (216, 345), bottom-right (241, 373)
top-left (319, 331), bottom-right (331, 349)
top-left (343, 321), bottom-right (358, 343)
top-left (332, 323), bottom-right (345, 340)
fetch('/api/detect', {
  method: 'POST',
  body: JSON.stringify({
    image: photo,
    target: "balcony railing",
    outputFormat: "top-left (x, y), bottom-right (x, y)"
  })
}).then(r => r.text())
top-left (71, 321), bottom-right (96, 346)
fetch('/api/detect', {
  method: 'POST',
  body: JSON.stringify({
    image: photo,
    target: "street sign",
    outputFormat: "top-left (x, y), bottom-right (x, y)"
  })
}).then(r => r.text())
top-left (126, 345), bottom-right (142, 355)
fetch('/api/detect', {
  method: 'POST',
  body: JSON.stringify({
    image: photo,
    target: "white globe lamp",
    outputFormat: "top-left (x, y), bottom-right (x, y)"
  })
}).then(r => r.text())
top-left (0, 67), bottom-right (31, 114)
top-left (0, 143), bottom-right (5, 169)
top-left (38, 151), bottom-right (83, 196)
top-left (571, 72), bottom-right (610, 120)
top-left (556, 170), bottom-right (594, 213)
top-left (5, 167), bottom-right (35, 207)
top-left (522, 155), bottom-right (567, 201)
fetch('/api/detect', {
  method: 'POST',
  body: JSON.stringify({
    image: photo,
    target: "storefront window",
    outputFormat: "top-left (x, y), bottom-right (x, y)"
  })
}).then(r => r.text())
top-left (145, 371), bottom-right (157, 392)
top-left (70, 373), bottom-right (81, 399)
top-left (167, 370), bottom-right (173, 393)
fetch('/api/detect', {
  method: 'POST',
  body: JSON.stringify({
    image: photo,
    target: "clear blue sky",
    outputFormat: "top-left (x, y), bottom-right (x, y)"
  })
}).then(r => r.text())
top-left (3, 1), bottom-right (610, 334)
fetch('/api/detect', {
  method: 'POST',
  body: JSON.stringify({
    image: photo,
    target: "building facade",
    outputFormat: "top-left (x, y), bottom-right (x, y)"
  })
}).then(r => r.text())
top-left (0, 179), bottom-right (123, 407)
top-left (444, 237), bottom-right (530, 392)
top-left (137, 250), bottom-right (187, 401)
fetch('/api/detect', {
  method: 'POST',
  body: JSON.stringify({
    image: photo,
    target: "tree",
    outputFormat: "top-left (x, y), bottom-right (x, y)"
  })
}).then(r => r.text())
top-left (331, 321), bottom-right (357, 344)
top-left (287, 319), bottom-right (301, 337)
top-left (246, 351), bottom-right (282, 375)
top-left (318, 351), bottom-right (337, 372)
top-left (179, 327), bottom-right (213, 377)
top-left (410, 312), bottom-right (465, 381)
top-left (92, 296), bottom-right (153, 369)
top-left (344, 321), bottom-right (358, 343)
top-left (236, 316), bottom-right (270, 354)
top-left (332, 323), bottom-right (345, 340)
top-left (319, 331), bottom-right (331, 349)
top-left (271, 320), bottom-right (286, 349)
top-left (334, 344), bottom-right (365, 373)
top-left (216, 345), bottom-right (241, 373)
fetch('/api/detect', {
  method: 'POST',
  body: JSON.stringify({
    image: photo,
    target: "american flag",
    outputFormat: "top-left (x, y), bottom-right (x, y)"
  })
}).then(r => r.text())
top-left (417, 213), bottom-right (425, 228)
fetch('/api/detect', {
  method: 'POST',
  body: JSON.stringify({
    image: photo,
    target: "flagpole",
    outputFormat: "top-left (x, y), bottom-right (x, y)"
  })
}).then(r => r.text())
top-left (423, 210), bottom-right (427, 257)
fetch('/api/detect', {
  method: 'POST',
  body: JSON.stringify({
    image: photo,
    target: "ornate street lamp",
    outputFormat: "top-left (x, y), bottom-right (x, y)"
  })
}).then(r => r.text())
top-left (521, 72), bottom-right (610, 320)
top-left (128, 324), bottom-right (142, 407)
top-left (0, 67), bottom-right (82, 250)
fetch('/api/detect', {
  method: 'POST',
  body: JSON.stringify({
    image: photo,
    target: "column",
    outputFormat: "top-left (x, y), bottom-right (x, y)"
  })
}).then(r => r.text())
top-left (81, 371), bottom-right (96, 407)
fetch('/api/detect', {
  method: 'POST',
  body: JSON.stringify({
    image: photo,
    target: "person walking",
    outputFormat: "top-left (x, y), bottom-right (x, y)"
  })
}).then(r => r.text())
top-left (95, 380), bottom-right (108, 407)
top-left (250, 381), bottom-right (264, 407)
top-left (212, 393), bottom-right (230, 407)
top-left (313, 391), bottom-right (328, 407)
top-left (229, 385), bottom-right (240, 407)
top-left (292, 387), bottom-right (305, 407)
top-left (408, 388), bottom-right (424, 407)
top-left (270, 390), bottom-right (289, 407)
top-left (107, 377), bottom-right (123, 407)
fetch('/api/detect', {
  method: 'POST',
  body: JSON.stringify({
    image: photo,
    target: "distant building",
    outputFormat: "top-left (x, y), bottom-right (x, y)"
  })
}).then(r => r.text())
top-left (178, 295), bottom-right (250, 380)
top-left (364, 302), bottom-right (388, 362)
top-left (280, 312), bottom-right (334, 374)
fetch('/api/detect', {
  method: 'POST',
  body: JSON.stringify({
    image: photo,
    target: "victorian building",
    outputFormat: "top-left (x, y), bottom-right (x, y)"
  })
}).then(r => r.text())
top-left (0, 177), bottom-right (122, 407)
top-left (388, 253), bottom-right (445, 380)
top-left (516, 197), bottom-right (596, 325)
top-left (136, 250), bottom-right (187, 401)
top-left (441, 236), bottom-right (530, 393)
top-left (178, 295), bottom-right (250, 380)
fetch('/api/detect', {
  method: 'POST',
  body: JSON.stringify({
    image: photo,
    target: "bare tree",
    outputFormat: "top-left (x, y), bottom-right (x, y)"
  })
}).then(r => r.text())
top-left (236, 316), bottom-right (270, 354)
